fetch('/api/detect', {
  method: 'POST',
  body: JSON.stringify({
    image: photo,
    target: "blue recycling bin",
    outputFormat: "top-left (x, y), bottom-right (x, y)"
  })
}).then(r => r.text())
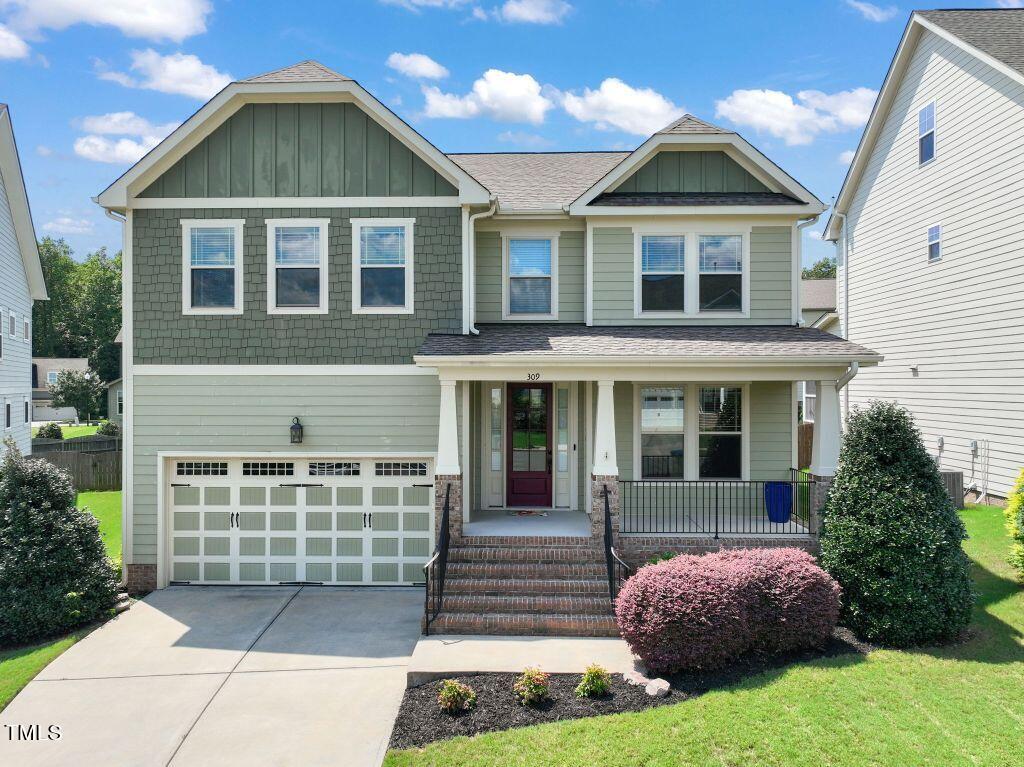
top-left (764, 481), bottom-right (793, 524)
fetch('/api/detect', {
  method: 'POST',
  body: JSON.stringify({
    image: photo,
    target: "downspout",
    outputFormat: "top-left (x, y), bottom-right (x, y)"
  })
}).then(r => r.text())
top-left (467, 199), bottom-right (497, 335)
top-left (832, 209), bottom-right (850, 420)
top-left (104, 207), bottom-right (128, 590)
top-left (795, 216), bottom-right (819, 325)
top-left (836, 361), bottom-right (859, 391)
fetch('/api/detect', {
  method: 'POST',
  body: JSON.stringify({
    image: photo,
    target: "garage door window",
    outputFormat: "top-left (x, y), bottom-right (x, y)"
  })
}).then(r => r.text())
top-left (309, 461), bottom-right (360, 476)
top-left (243, 461), bottom-right (295, 476)
top-left (375, 461), bottom-right (428, 476)
top-left (177, 461), bottom-right (228, 476)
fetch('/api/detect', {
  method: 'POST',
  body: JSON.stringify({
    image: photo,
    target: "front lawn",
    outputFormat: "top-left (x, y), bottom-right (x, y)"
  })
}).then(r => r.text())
top-left (77, 490), bottom-right (122, 564)
top-left (0, 632), bottom-right (88, 711)
top-left (31, 423), bottom-right (103, 439)
top-left (385, 505), bottom-right (1024, 767)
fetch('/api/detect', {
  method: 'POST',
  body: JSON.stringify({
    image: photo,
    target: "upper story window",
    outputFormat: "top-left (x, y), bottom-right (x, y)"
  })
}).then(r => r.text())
top-left (505, 237), bottom-right (558, 319)
top-left (639, 386), bottom-right (685, 479)
top-left (698, 235), bottom-right (743, 312)
top-left (46, 371), bottom-right (58, 386)
top-left (23, 317), bottom-right (28, 342)
top-left (8, 312), bottom-right (15, 337)
top-left (927, 225), bottom-right (941, 263)
top-left (266, 219), bottom-right (329, 314)
top-left (639, 236), bottom-right (685, 314)
top-left (116, 388), bottom-right (124, 415)
top-left (698, 386), bottom-right (743, 479)
top-left (918, 102), bottom-right (936, 166)
top-left (351, 219), bottom-right (414, 315)
top-left (182, 220), bottom-right (244, 315)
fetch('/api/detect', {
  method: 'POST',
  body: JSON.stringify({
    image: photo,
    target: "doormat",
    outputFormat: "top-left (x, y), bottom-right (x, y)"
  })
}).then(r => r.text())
top-left (506, 510), bottom-right (548, 517)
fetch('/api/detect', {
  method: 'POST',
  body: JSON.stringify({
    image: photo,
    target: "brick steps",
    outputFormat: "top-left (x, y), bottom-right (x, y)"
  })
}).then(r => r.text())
top-left (447, 561), bottom-right (606, 580)
top-left (449, 546), bottom-right (605, 563)
top-left (428, 611), bottom-right (620, 637)
top-left (443, 577), bottom-right (609, 596)
top-left (443, 594), bottom-right (613, 615)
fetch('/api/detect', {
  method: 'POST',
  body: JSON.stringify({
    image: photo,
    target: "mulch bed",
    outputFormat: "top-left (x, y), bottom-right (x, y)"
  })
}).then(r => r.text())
top-left (389, 627), bottom-right (876, 751)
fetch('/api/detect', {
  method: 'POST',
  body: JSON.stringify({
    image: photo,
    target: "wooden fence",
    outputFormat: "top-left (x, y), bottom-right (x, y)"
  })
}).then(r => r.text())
top-left (33, 436), bottom-right (122, 454)
top-left (37, 450), bottom-right (122, 491)
top-left (798, 422), bottom-right (814, 470)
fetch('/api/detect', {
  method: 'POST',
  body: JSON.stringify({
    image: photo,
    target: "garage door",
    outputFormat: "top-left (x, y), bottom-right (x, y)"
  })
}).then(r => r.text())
top-left (167, 457), bottom-right (434, 585)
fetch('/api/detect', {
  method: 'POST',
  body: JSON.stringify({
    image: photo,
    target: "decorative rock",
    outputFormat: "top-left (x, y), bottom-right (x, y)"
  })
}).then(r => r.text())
top-left (622, 670), bottom-right (650, 687)
top-left (632, 659), bottom-right (649, 676)
top-left (644, 678), bottom-right (671, 698)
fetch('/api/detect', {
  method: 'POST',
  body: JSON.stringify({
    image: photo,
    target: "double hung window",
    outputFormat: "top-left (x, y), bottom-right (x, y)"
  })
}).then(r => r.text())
top-left (267, 220), bottom-right (329, 313)
top-left (182, 220), bottom-right (244, 314)
top-left (506, 237), bottom-right (556, 318)
top-left (352, 219), bottom-right (414, 314)
top-left (639, 236), bottom-right (685, 314)
top-left (639, 387), bottom-right (685, 478)
top-left (698, 386), bottom-right (743, 479)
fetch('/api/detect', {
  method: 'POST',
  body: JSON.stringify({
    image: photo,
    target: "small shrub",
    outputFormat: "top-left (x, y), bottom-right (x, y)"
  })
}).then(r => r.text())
top-left (1006, 468), bottom-right (1024, 579)
top-left (436, 679), bottom-right (476, 714)
top-left (646, 552), bottom-right (677, 565)
top-left (616, 548), bottom-right (840, 675)
top-left (574, 664), bottom-right (612, 698)
top-left (512, 668), bottom-right (550, 706)
top-left (35, 422), bottom-right (63, 440)
top-left (96, 421), bottom-right (121, 437)
top-left (819, 401), bottom-right (974, 646)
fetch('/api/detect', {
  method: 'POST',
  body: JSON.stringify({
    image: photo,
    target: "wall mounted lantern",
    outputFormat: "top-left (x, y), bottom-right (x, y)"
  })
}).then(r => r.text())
top-left (290, 416), bottom-right (303, 444)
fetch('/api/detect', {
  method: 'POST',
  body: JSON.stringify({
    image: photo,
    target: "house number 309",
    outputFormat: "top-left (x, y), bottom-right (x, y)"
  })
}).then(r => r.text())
top-left (526, 373), bottom-right (541, 381)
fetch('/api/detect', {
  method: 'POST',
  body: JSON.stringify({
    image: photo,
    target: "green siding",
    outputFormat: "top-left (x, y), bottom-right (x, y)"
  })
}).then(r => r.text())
top-left (475, 232), bottom-right (501, 322)
top-left (749, 227), bottom-right (793, 324)
top-left (130, 372), bottom-right (439, 564)
top-left (140, 103), bottom-right (457, 199)
top-left (749, 381), bottom-right (794, 480)
top-left (614, 151), bottom-right (769, 194)
top-left (614, 382), bottom-right (635, 481)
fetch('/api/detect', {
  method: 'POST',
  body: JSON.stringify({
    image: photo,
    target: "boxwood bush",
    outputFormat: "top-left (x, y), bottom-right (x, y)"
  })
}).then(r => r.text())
top-left (819, 401), bottom-right (974, 646)
top-left (35, 422), bottom-right (63, 440)
top-left (96, 421), bottom-right (121, 437)
top-left (0, 443), bottom-right (118, 646)
top-left (616, 548), bottom-right (840, 674)
top-left (1006, 468), bottom-right (1024, 579)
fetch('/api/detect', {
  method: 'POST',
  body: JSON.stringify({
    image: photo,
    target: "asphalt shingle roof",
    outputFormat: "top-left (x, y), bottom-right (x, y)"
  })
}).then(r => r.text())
top-left (917, 9), bottom-right (1024, 77)
top-left (243, 60), bottom-right (352, 83)
top-left (800, 279), bottom-right (836, 311)
top-left (656, 114), bottom-right (732, 135)
top-left (418, 324), bottom-right (879, 360)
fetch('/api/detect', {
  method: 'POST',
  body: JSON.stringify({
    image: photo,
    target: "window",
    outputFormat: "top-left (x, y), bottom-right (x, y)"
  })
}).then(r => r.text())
top-left (266, 219), bottom-right (329, 313)
top-left (490, 386), bottom-right (503, 472)
top-left (639, 236), bottom-right (685, 314)
top-left (177, 461), bottom-right (228, 476)
top-left (24, 398), bottom-right (29, 424)
top-left (505, 237), bottom-right (557, 318)
top-left (242, 461), bottom-right (294, 476)
top-left (8, 312), bottom-right (15, 337)
top-left (309, 462), bottom-right (360, 476)
top-left (698, 386), bottom-right (743, 479)
top-left (640, 387), bottom-right (685, 478)
top-left (116, 388), bottom-right (124, 416)
top-left (919, 102), bottom-right (935, 165)
top-left (375, 461), bottom-right (428, 476)
top-left (699, 235), bottom-right (743, 312)
top-left (182, 220), bottom-right (244, 315)
top-left (23, 317), bottom-right (28, 342)
top-left (927, 225), bottom-right (941, 263)
top-left (351, 219), bottom-right (414, 314)
top-left (802, 381), bottom-right (816, 423)
top-left (46, 371), bottom-right (58, 386)
top-left (4, 400), bottom-right (10, 429)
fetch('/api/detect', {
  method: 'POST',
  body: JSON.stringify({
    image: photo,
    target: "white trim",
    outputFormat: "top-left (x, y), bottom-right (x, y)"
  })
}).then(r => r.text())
top-left (181, 219), bottom-right (245, 315)
top-left (133, 364), bottom-right (436, 376)
top-left (23, 395), bottom-right (29, 425)
top-left (116, 387), bottom-right (124, 416)
top-left (3, 398), bottom-right (10, 430)
top-left (461, 206), bottom-right (471, 334)
top-left (927, 223), bottom-right (942, 263)
top-left (461, 381), bottom-right (470, 523)
top-left (584, 219), bottom-right (594, 326)
top-left (501, 233), bottom-right (560, 321)
top-left (158, 449), bottom-right (438, 459)
top-left (265, 218), bottom-right (330, 315)
top-left (0, 107), bottom-right (47, 300)
top-left (791, 381), bottom-right (799, 468)
top-left (791, 223), bottom-right (801, 325)
top-left (22, 315), bottom-right (29, 343)
top-left (123, 209), bottom-right (134, 570)
top-left (350, 217), bottom-right (415, 315)
top-left (917, 100), bottom-right (937, 167)
top-left (131, 196), bottom-right (460, 210)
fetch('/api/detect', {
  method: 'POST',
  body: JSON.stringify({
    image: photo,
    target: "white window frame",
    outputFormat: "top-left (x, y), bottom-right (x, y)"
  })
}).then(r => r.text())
top-left (46, 371), bottom-right (59, 386)
top-left (636, 385), bottom-right (687, 479)
top-left (4, 399), bottom-right (10, 430)
top-left (927, 224), bottom-right (942, 263)
top-left (117, 388), bottom-right (124, 416)
top-left (181, 219), bottom-right (245, 316)
top-left (23, 396), bottom-right (29, 424)
top-left (802, 381), bottom-right (816, 423)
top-left (350, 218), bottom-right (415, 315)
top-left (265, 218), bottom-right (330, 315)
top-left (633, 227), bottom-right (750, 319)
top-left (501, 233), bottom-right (559, 321)
top-left (8, 310), bottom-right (15, 338)
top-left (918, 101), bottom-right (936, 167)
top-left (23, 316), bottom-right (29, 343)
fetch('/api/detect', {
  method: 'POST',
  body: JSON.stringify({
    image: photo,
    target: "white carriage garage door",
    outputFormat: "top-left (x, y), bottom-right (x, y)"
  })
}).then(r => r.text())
top-left (167, 457), bottom-right (434, 585)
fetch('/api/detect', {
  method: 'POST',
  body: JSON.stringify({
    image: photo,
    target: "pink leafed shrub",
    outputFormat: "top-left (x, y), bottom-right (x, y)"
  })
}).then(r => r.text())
top-left (615, 548), bottom-right (841, 674)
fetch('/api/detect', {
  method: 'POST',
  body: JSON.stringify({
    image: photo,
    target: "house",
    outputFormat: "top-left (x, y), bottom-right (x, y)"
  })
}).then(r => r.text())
top-left (799, 278), bottom-right (838, 422)
top-left (31, 356), bottom-right (89, 421)
top-left (96, 61), bottom-right (880, 634)
top-left (826, 8), bottom-right (1024, 502)
top-left (0, 105), bottom-right (47, 451)
top-left (106, 327), bottom-right (123, 425)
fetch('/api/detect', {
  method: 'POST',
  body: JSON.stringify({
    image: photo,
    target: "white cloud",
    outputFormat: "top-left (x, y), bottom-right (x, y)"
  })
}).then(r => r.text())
top-left (36, 145), bottom-right (52, 156)
top-left (386, 52), bottom-right (448, 80)
top-left (0, 23), bottom-right (29, 59)
top-left (714, 86), bottom-right (878, 145)
top-left (42, 216), bottom-right (93, 235)
top-left (96, 49), bottom-right (232, 99)
top-left (423, 69), bottom-right (553, 124)
top-left (379, 0), bottom-right (470, 10)
top-left (562, 78), bottom-right (683, 136)
top-left (844, 0), bottom-right (898, 22)
top-left (4, 0), bottom-right (211, 42)
top-left (996, 0), bottom-right (1024, 7)
top-left (838, 149), bottom-right (856, 164)
top-left (497, 130), bottom-right (553, 148)
top-left (471, 6), bottom-right (489, 19)
top-left (73, 111), bottom-right (178, 164)
top-left (497, 0), bottom-right (571, 24)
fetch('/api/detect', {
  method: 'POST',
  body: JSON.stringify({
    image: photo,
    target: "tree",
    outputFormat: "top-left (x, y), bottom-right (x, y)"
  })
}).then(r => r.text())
top-left (802, 255), bottom-right (837, 279)
top-left (32, 238), bottom-right (82, 358)
top-left (75, 248), bottom-right (122, 383)
top-left (1005, 468), bottom-right (1024, 578)
top-left (819, 401), bottom-right (974, 646)
top-left (49, 370), bottom-right (105, 421)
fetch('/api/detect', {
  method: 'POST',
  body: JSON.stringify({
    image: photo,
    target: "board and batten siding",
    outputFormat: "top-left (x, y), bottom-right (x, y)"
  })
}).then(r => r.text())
top-left (591, 225), bottom-right (793, 325)
top-left (140, 103), bottom-right (457, 199)
top-left (614, 151), bottom-right (769, 194)
top-left (842, 28), bottom-right (1024, 497)
top-left (0, 168), bottom-right (31, 453)
top-left (130, 373), bottom-right (442, 564)
top-left (474, 230), bottom-right (584, 323)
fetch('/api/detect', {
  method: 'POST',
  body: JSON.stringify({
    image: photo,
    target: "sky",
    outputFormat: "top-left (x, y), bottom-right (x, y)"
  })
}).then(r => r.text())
top-left (0, 0), bottom-right (1015, 265)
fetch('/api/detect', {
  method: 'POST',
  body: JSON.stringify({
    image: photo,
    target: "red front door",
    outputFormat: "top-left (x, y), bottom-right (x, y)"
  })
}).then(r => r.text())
top-left (506, 383), bottom-right (552, 507)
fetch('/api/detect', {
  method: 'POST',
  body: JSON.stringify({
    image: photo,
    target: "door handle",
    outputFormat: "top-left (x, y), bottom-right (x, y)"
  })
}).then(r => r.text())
top-left (368, 513), bottom-right (373, 529)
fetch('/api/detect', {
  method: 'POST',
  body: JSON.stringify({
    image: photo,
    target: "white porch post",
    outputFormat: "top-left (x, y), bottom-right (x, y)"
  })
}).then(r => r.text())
top-left (436, 379), bottom-right (461, 476)
top-left (592, 380), bottom-right (618, 476)
top-left (810, 379), bottom-right (841, 477)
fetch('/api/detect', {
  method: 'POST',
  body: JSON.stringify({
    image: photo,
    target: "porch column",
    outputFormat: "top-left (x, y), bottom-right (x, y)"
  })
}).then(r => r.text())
top-left (809, 380), bottom-right (841, 477)
top-left (435, 379), bottom-right (463, 540)
top-left (591, 380), bottom-right (620, 539)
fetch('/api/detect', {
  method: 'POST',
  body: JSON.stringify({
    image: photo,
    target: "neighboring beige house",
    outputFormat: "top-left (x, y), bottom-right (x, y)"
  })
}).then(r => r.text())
top-left (32, 356), bottom-right (89, 420)
top-left (799, 278), bottom-right (838, 423)
top-left (107, 378), bottom-right (123, 425)
top-left (826, 9), bottom-right (1024, 500)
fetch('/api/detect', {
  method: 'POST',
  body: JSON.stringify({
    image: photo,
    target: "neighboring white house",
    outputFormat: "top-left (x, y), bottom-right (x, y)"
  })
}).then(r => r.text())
top-left (799, 278), bottom-right (838, 423)
top-left (0, 105), bottom-right (48, 453)
top-left (826, 9), bottom-right (1024, 500)
top-left (32, 357), bottom-right (90, 421)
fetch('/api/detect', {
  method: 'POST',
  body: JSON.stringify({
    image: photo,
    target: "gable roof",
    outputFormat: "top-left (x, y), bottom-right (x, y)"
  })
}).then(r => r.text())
top-left (826, 9), bottom-right (1024, 239)
top-left (801, 279), bottom-right (836, 311)
top-left (0, 105), bottom-right (47, 301)
top-left (656, 114), bottom-right (731, 135)
top-left (242, 60), bottom-right (352, 83)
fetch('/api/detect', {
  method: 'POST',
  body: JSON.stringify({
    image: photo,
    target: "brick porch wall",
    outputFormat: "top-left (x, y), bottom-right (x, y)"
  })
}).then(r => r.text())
top-left (590, 475), bottom-right (619, 539)
top-left (617, 536), bottom-right (819, 571)
top-left (434, 474), bottom-right (463, 541)
top-left (125, 564), bottom-right (156, 595)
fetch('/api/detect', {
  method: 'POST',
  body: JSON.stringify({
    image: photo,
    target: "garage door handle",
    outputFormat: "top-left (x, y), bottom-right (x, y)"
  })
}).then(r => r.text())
top-left (412, 483), bottom-right (433, 488)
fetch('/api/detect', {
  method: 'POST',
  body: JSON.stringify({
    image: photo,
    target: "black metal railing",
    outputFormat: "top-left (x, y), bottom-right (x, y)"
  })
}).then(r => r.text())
top-left (619, 474), bottom-right (817, 537)
top-left (422, 483), bottom-right (451, 635)
top-left (602, 484), bottom-right (632, 603)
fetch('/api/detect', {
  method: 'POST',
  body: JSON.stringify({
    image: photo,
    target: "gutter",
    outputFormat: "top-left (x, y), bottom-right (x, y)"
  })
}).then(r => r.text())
top-left (836, 361), bottom-right (859, 390)
top-left (104, 207), bottom-right (128, 590)
top-left (467, 199), bottom-right (497, 335)
top-left (794, 216), bottom-right (820, 325)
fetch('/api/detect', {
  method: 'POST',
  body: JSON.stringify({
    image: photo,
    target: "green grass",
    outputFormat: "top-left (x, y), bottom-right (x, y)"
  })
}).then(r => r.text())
top-left (386, 505), bottom-right (1024, 767)
top-left (31, 423), bottom-right (102, 439)
top-left (77, 490), bottom-right (122, 564)
top-left (0, 632), bottom-right (90, 711)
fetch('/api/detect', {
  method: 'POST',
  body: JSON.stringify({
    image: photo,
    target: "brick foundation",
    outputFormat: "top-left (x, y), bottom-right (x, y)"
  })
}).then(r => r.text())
top-left (590, 475), bottom-right (620, 539)
top-left (808, 474), bottom-right (833, 536)
top-left (434, 474), bottom-right (463, 541)
top-left (124, 564), bottom-right (156, 595)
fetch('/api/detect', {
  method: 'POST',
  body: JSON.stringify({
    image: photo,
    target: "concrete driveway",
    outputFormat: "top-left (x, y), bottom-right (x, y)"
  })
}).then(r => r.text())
top-left (0, 586), bottom-right (422, 767)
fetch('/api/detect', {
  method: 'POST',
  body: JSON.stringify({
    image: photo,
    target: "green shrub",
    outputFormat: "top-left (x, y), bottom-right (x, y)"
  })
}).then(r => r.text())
top-left (0, 442), bottom-right (118, 646)
top-left (646, 552), bottom-right (677, 565)
top-left (96, 421), bottom-right (121, 437)
top-left (819, 401), bottom-right (974, 647)
top-left (574, 664), bottom-right (612, 698)
top-left (512, 667), bottom-right (550, 706)
top-left (436, 679), bottom-right (476, 714)
top-left (35, 422), bottom-right (63, 440)
top-left (1005, 468), bottom-right (1024, 578)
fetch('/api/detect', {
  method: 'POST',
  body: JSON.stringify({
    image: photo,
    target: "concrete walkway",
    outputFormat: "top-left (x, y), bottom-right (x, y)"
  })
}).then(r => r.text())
top-left (0, 586), bottom-right (422, 767)
top-left (408, 634), bottom-right (639, 686)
